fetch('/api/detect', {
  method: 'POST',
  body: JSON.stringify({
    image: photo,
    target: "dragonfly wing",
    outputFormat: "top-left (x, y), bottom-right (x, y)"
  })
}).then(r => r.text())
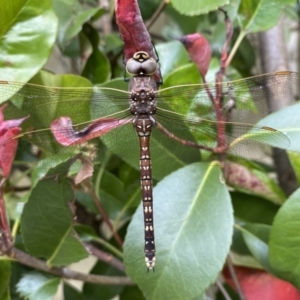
top-left (155, 109), bottom-right (290, 165)
top-left (0, 81), bottom-right (132, 173)
top-left (157, 71), bottom-right (299, 123)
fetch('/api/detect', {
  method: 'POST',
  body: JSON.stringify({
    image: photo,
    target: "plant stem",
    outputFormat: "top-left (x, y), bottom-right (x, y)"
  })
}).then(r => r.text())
top-left (83, 180), bottom-right (124, 247)
top-left (9, 247), bottom-right (133, 285)
top-left (216, 279), bottom-right (232, 300)
top-left (92, 237), bottom-right (123, 259)
top-left (86, 243), bottom-right (125, 272)
top-left (146, 0), bottom-right (170, 30)
top-left (225, 30), bottom-right (246, 68)
top-left (227, 254), bottom-right (246, 300)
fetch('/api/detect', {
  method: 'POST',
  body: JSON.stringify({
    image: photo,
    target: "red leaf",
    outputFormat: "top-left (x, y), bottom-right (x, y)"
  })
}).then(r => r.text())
top-left (51, 117), bottom-right (131, 146)
top-left (224, 163), bottom-right (272, 196)
top-left (115, 0), bottom-right (154, 62)
top-left (115, 0), bottom-right (161, 82)
top-left (0, 105), bottom-right (28, 178)
top-left (223, 266), bottom-right (300, 300)
top-left (178, 33), bottom-right (211, 77)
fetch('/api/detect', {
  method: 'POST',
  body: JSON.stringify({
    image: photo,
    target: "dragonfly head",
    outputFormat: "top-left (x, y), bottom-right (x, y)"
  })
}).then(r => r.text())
top-left (126, 51), bottom-right (158, 76)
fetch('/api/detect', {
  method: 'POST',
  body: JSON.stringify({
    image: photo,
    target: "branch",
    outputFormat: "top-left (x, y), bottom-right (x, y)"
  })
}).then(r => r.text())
top-left (0, 180), bottom-right (13, 255)
top-left (146, 0), bottom-right (170, 30)
top-left (9, 247), bottom-right (133, 285)
top-left (258, 18), bottom-right (297, 196)
top-left (216, 279), bottom-right (232, 300)
top-left (83, 180), bottom-right (124, 247)
top-left (85, 243), bottom-right (125, 272)
top-left (226, 255), bottom-right (246, 300)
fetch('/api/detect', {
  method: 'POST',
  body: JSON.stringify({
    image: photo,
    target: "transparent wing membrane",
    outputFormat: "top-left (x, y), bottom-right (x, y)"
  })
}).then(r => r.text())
top-left (0, 72), bottom-right (296, 173)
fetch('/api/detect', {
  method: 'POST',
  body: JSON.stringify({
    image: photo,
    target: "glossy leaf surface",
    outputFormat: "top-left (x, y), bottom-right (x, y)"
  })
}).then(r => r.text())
top-left (0, 0), bottom-right (58, 82)
top-left (269, 188), bottom-right (300, 289)
top-left (170, 0), bottom-right (229, 16)
top-left (238, 0), bottom-right (295, 33)
top-left (237, 223), bottom-right (273, 273)
top-left (16, 272), bottom-right (60, 300)
top-left (124, 163), bottom-right (233, 300)
top-left (52, 0), bottom-right (101, 49)
top-left (0, 261), bottom-right (10, 300)
top-left (21, 177), bottom-right (88, 266)
top-left (257, 102), bottom-right (300, 152)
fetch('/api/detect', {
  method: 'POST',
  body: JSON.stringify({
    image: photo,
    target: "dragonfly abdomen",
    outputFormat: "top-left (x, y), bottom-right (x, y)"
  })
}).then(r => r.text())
top-left (135, 116), bottom-right (155, 271)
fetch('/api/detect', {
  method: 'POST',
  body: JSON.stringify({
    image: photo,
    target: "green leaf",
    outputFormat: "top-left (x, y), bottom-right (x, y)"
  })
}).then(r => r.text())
top-left (237, 223), bottom-right (273, 273)
top-left (230, 252), bottom-right (263, 269)
top-left (82, 25), bottom-right (111, 84)
top-left (120, 285), bottom-right (145, 300)
top-left (100, 170), bottom-right (132, 220)
top-left (257, 102), bottom-right (300, 153)
top-left (238, 0), bottom-right (295, 33)
top-left (124, 163), bottom-right (233, 300)
top-left (21, 177), bottom-right (88, 266)
top-left (51, 0), bottom-right (102, 49)
top-left (16, 272), bottom-right (60, 300)
top-left (163, 63), bottom-right (201, 90)
top-left (156, 41), bottom-right (190, 77)
top-left (269, 188), bottom-right (300, 289)
top-left (170, 0), bottom-right (229, 16)
top-left (288, 152), bottom-right (300, 184)
top-left (64, 283), bottom-right (85, 300)
top-left (0, 260), bottom-right (11, 300)
top-left (0, 0), bottom-right (58, 82)
top-left (231, 192), bottom-right (279, 225)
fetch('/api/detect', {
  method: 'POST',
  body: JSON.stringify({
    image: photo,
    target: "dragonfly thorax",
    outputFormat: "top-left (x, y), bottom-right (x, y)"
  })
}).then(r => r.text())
top-left (129, 77), bottom-right (157, 115)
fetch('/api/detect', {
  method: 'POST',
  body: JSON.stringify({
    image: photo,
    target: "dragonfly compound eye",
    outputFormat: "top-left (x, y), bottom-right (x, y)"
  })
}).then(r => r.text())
top-left (126, 52), bottom-right (158, 76)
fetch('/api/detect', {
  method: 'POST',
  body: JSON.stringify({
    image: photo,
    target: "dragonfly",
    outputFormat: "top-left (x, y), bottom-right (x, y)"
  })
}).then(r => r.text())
top-left (0, 51), bottom-right (297, 271)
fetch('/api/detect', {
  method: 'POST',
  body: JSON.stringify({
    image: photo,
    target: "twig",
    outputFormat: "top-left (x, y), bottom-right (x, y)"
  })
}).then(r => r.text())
top-left (9, 247), bottom-right (133, 285)
top-left (214, 9), bottom-right (233, 152)
top-left (226, 255), bottom-right (246, 300)
top-left (216, 279), bottom-right (232, 300)
top-left (83, 180), bottom-right (123, 247)
top-left (4, 185), bottom-right (31, 193)
top-left (0, 180), bottom-right (13, 255)
top-left (225, 31), bottom-right (246, 68)
top-left (98, 0), bottom-right (112, 35)
top-left (85, 243), bottom-right (125, 272)
top-left (216, 9), bottom-right (233, 82)
top-left (146, 0), bottom-right (170, 30)
top-left (92, 235), bottom-right (123, 259)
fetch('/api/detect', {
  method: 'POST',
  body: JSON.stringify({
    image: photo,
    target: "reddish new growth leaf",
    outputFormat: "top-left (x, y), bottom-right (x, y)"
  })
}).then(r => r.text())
top-left (223, 266), bottom-right (300, 300)
top-left (0, 105), bottom-right (28, 178)
top-left (178, 33), bottom-right (211, 77)
top-left (224, 163), bottom-right (272, 197)
top-left (115, 0), bottom-right (161, 82)
top-left (115, 0), bottom-right (155, 62)
top-left (51, 117), bottom-right (131, 146)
